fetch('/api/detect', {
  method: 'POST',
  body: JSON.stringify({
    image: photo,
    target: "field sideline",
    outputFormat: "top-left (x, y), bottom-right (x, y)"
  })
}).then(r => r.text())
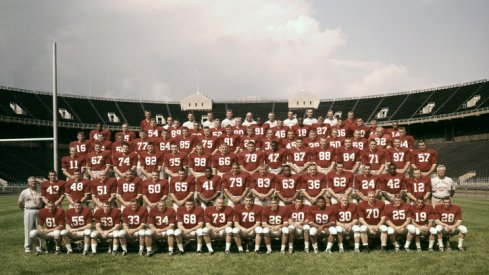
top-left (1, 195), bottom-right (489, 275)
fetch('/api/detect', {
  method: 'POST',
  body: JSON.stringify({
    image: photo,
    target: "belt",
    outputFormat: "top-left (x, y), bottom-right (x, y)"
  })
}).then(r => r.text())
top-left (433, 195), bottom-right (446, 200)
top-left (25, 207), bottom-right (41, 210)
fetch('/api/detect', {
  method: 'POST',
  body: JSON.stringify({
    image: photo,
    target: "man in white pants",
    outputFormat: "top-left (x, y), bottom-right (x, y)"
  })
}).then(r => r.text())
top-left (18, 176), bottom-right (42, 253)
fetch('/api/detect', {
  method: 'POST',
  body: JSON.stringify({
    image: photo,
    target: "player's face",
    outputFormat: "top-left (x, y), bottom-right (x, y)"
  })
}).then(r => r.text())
top-left (74, 172), bottom-right (81, 180)
top-left (331, 130), bottom-right (338, 138)
top-left (320, 138), bottom-right (327, 147)
top-left (247, 128), bottom-right (254, 136)
top-left (344, 139), bottom-right (352, 148)
top-left (270, 200), bottom-right (278, 211)
top-left (296, 139), bottom-right (303, 148)
top-left (157, 202), bottom-right (165, 212)
top-left (226, 111), bottom-right (233, 119)
top-left (130, 201), bottom-right (138, 211)
top-left (147, 144), bottom-right (154, 153)
top-left (225, 126), bottom-right (232, 134)
top-left (309, 131), bottom-right (317, 139)
top-left (416, 199), bottom-right (424, 209)
top-left (123, 145), bottom-right (130, 153)
top-left (246, 113), bottom-right (253, 121)
top-left (287, 112), bottom-right (293, 119)
top-left (297, 117), bottom-right (304, 125)
top-left (100, 173), bottom-right (107, 181)
top-left (145, 111), bottom-right (151, 119)
top-left (398, 129), bottom-right (405, 136)
top-left (151, 172), bottom-right (159, 181)
top-left (247, 143), bottom-right (255, 152)
top-left (47, 203), bottom-right (55, 213)
top-left (178, 170), bottom-right (186, 180)
top-left (204, 128), bottom-right (211, 136)
top-left (48, 172), bottom-right (56, 181)
top-left (271, 142), bottom-right (278, 151)
top-left (309, 165), bottom-right (317, 175)
top-left (443, 199), bottom-right (452, 209)
top-left (283, 166), bottom-right (291, 177)
top-left (266, 130), bottom-right (273, 138)
top-left (340, 197), bottom-right (348, 207)
top-left (369, 141), bottom-right (377, 150)
top-left (437, 168), bottom-right (446, 177)
top-left (185, 201), bottom-right (194, 211)
top-left (287, 131), bottom-right (294, 139)
top-left (171, 145), bottom-right (178, 153)
top-left (356, 119), bottom-right (363, 126)
top-left (414, 170), bottom-right (421, 179)
top-left (125, 171), bottom-right (134, 180)
top-left (256, 117), bottom-right (263, 125)
top-left (317, 199), bottom-right (325, 209)
top-left (214, 120), bottom-right (221, 128)
top-left (327, 111), bottom-right (333, 118)
top-left (268, 113), bottom-right (275, 121)
top-left (122, 124), bottom-right (128, 131)
top-left (419, 143), bottom-right (426, 150)
top-left (394, 139), bottom-right (401, 148)
top-left (70, 147), bottom-right (77, 156)
top-left (167, 118), bottom-right (173, 126)
top-left (388, 165), bottom-right (396, 175)
top-left (205, 168), bottom-right (213, 178)
top-left (196, 146), bottom-right (203, 154)
top-left (336, 164), bottom-right (344, 173)
top-left (215, 199), bottom-right (224, 210)
top-left (74, 202), bottom-right (82, 212)
top-left (363, 166), bottom-right (371, 175)
top-left (232, 164), bottom-right (240, 174)
top-left (294, 198), bottom-right (303, 208)
top-left (367, 193), bottom-right (376, 203)
top-left (259, 166), bottom-right (267, 175)
top-left (354, 131), bottom-right (361, 139)
top-left (141, 131), bottom-right (147, 138)
top-left (394, 197), bottom-right (402, 207)
top-left (182, 128), bottom-right (189, 136)
top-left (77, 134), bottom-right (84, 141)
top-left (307, 110), bottom-right (313, 118)
top-left (244, 197), bottom-right (253, 208)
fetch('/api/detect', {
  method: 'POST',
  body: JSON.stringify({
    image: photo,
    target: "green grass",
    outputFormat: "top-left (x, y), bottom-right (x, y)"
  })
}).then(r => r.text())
top-left (2, 194), bottom-right (489, 275)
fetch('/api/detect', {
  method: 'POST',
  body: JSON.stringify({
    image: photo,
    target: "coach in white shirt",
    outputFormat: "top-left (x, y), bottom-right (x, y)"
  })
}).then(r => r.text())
top-left (283, 111), bottom-right (298, 127)
top-left (324, 110), bottom-right (338, 126)
top-left (303, 109), bottom-right (318, 125)
top-left (18, 177), bottom-right (42, 253)
top-left (242, 112), bottom-right (257, 126)
top-left (221, 109), bottom-right (236, 127)
top-left (182, 112), bottom-right (196, 129)
top-left (265, 112), bottom-right (278, 128)
top-left (431, 165), bottom-right (455, 207)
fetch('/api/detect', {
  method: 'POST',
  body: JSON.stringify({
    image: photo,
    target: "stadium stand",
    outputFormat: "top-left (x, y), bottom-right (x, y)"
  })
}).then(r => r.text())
top-left (329, 98), bottom-right (358, 118)
top-left (351, 96), bottom-right (383, 121)
top-left (90, 98), bottom-right (125, 125)
top-left (433, 139), bottom-right (489, 178)
top-left (391, 91), bottom-right (432, 120)
top-left (6, 89), bottom-right (53, 121)
top-left (115, 101), bottom-right (145, 126)
top-left (370, 93), bottom-right (408, 122)
top-left (62, 96), bottom-right (102, 124)
top-left (141, 102), bottom-right (170, 118)
top-left (439, 81), bottom-right (485, 114)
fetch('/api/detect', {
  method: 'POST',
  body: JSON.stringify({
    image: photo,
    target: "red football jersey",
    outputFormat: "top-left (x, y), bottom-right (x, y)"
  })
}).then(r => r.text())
top-left (358, 200), bottom-right (385, 225)
top-left (335, 147), bottom-right (361, 170)
top-left (153, 137), bottom-right (173, 154)
top-left (40, 180), bottom-right (66, 202)
top-left (212, 152), bottom-right (238, 173)
top-left (143, 179), bottom-right (169, 203)
top-left (188, 152), bottom-right (212, 173)
top-left (164, 152), bottom-right (188, 174)
top-left (168, 126), bottom-right (182, 139)
top-left (434, 204), bottom-right (462, 225)
top-left (91, 177), bottom-right (117, 201)
top-left (233, 204), bottom-right (262, 229)
top-left (199, 135), bottom-right (219, 154)
top-left (211, 127), bottom-right (224, 137)
top-left (149, 207), bottom-right (176, 229)
top-left (301, 173), bottom-right (327, 197)
top-left (117, 177), bottom-right (143, 201)
top-left (311, 146), bottom-right (335, 169)
top-left (238, 150), bottom-right (266, 172)
top-left (61, 155), bottom-right (86, 176)
top-left (311, 123), bottom-right (330, 137)
top-left (309, 205), bottom-right (336, 225)
top-left (89, 129), bottom-right (111, 142)
top-left (354, 174), bottom-right (381, 196)
top-left (261, 206), bottom-right (288, 225)
top-left (286, 204), bottom-right (310, 223)
top-left (410, 204), bottom-right (434, 226)
top-left (326, 171), bottom-right (354, 193)
top-left (222, 172), bottom-right (250, 196)
top-left (265, 149), bottom-right (289, 169)
top-left (204, 206), bottom-right (234, 227)
top-left (112, 152), bottom-right (138, 173)
top-left (85, 151), bottom-right (111, 171)
top-left (405, 176), bottom-right (432, 198)
top-left (115, 131), bottom-right (136, 142)
top-left (89, 140), bottom-right (112, 153)
top-left (399, 135), bottom-right (415, 149)
top-left (195, 175), bottom-right (222, 199)
top-left (65, 206), bottom-right (92, 229)
top-left (38, 208), bottom-right (65, 229)
top-left (380, 173), bottom-right (406, 195)
top-left (386, 147), bottom-right (411, 169)
top-left (334, 202), bottom-right (358, 223)
top-left (411, 149), bottom-right (438, 172)
top-left (94, 208), bottom-right (121, 230)
top-left (69, 140), bottom-right (91, 156)
top-left (169, 175), bottom-right (196, 201)
top-left (219, 134), bottom-right (241, 152)
top-left (176, 206), bottom-right (204, 229)
top-left (288, 147), bottom-right (313, 166)
top-left (369, 134), bottom-right (393, 148)
top-left (251, 173), bottom-right (276, 194)
top-left (327, 137), bottom-right (344, 149)
top-left (304, 137), bottom-right (320, 148)
top-left (272, 126), bottom-right (288, 139)
top-left (351, 137), bottom-right (367, 151)
top-left (139, 151), bottom-right (164, 173)
top-left (253, 124), bottom-right (269, 137)
top-left (356, 126), bottom-right (371, 139)
top-left (146, 126), bottom-right (164, 140)
top-left (291, 124), bottom-right (311, 138)
top-left (65, 179), bottom-right (90, 201)
top-left (384, 203), bottom-right (411, 226)
top-left (281, 138), bottom-right (297, 150)
top-left (122, 206), bottom-right (148, 229)
top-left (174, 135), bottom-right (197, 155)
top-left (111, 141), bottom-right (135, 154)
top-left (361, 148), bottom-right (386, 170)
top-left (275, 174), bottom-right (302, 199)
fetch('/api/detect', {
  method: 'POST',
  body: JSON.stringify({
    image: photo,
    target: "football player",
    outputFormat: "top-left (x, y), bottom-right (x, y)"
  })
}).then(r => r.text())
top-left (300, 164), bottom-right (327, 206)
top-left (222, 163), bottom-right (251, 207)
top-left (353, 164), bottom-right (381, 203)
top-left (308, 196), bottom-right (336, 254)
top-left (91, 201), bottom-right (121, 255)
top-left (275, 165), bottom-right (302, 206)
top-left (287, 196), bottom-right (311, 253)
top-left (175, 200), bottom-right (205, 254)
top-left (434, 197), bottom-right (467, 252)
top-left (91, 172), bottom-right (117, 210)
top-left (261, 197), bottom-right (289, 254)
top-left (334, 196), bottom-right (360, 253)
top-left (61, 200), bottom-right (92, 255)
top-left (406, 196), bottom-right (437, 252)
top-left (195, 167), bottom-right (222, 208)
top-left (384, 195), bottom-right (411, 252)
top-left (40, 170), bottom-right (65, 207)
top-left (202, 197), bottom-right (234, 254)
top-left (64, 170), bottom-right (90, 208)
top-left (119, 198), bottom-right (148, 255)
top-left (145, 199), bottom-right (176, 256)
top-left (357, 191), bottom-right (387, 253)
top-left (250, 165), bottom-right (276, 206)
top-left (142, 171), bottom-right (169, 209)
top-left (232, 194), bottom-right (263, 253)
top-left (411, 140), bottom-right (438, 176)
top-left (326, 162), bottom-right (354, 204)
top-left (116, 170), bottom-right (143, 210)
top-left (29, 201), bottom-right (64, 255)
top-left (406, 168), bottom-right (432, 203)
top-left (169, 169), bottom-right (196, 209)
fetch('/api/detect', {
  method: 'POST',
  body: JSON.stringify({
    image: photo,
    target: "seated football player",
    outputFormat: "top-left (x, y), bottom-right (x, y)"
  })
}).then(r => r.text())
top-left (232, 194), bottom-right (263, 253)
top-left (61, 200), bottom-right (92, 255)
top-left (250, 165), bottom-right (276, 206)
top-left (286, 196), bottom-right (311, 254)
top-left (326, 162), bottom-right (354, 204)
top-left (202, 197), bottom-right (234, 254)
top-left (91, 201), bottom-right (121, 255)
top-left (384, 195), bottom-right (411, 252)
top-left (222, 162), bottom-right (251, 207)
top-left (118, 198), bottom-right (148, 256)
top-left (275, 165), bottom-right (302, 206)
top-left (380, 164), bottom-right (406, 204)
top-left (434, 197), bottom-right (467, 252)
top-left (195, 167), bottom-right (222, 208)
top-left (300, 164), bottom-right (327, 206)
top-left (29, 201), bottom-right (65, 255)
top-left (353, 164), bottom-right (381, 204)
top-left (406, 196), bottom-right (437, 252)
top-left (334, 196), bottom-right (361, 253)
top-left (261, 197), bottom-right (289, 254)
top-left (174, 199), bottom-right (205, 254)
top-left (358, 191), bottom-right (387, 253)
top-left (145, 199), bottom-right (176, 256)
top-left (308, 196), bottom-right (337, 254)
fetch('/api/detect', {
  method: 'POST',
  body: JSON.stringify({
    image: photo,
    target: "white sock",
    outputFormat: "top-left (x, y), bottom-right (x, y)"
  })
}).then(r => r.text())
top-left (281, 244), bottom-right (286, 251)
top-left (304, 242), bottom-right (309, 249)
top-left (139, 245), bottom-right (144, 252)
top-left (438, 239), bottom-right (444, 248)
top-left (266, 244), bottom-right (272, 251)
top-left (66, 244), bottom-right (73, 252)
top-left (326, 242), bottom-right (333, 250)
top-left (404, 241), bottom-right (411, 248)
top-left (169, 247), bottom-right (174, 252)
top-left (238, 246), bottom-right (243, 252)
top-left (206, 243), bottom-right (213, 252)
top-left (55, 246), bottom-right (60, 251)
top-left (312, 243), bottom-right (318, 250)
top-left (458, 238), bottom-right (464, 248)
top-left (416, 242), bottom-right (421, 249)
top-left (225, 242), bottom-right (231, 251)
top-left (121, 244), bottom-right (127, 251)
top-left (147, 246), bottom-right (152, 252)
top-left (91, 243), bottom-right (97, 253)
top-left (197, 243), bottom-right (202, 251)
top-left (393, 241), bottom-right (399, 248)
top-left (338, 243), bottom-right (344, 250)
top-left (177, 244), bottom-right (184, 251)
top-left (288, 243), bottom-right (293, 249)
top-left (84, 244), bottom-right (89, 252)
top-left (113, 244), bottom-right (118, 252)
top-left (354, 243), bottom-right (360, 249)
top-left (428, 240), bottom-right (435, 248)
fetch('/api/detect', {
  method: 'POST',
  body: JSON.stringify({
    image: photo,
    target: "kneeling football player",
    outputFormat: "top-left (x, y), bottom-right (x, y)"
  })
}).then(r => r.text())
top-left (145, 199), bottom-right (176, 256)
top-left (406, 196), bottom-right (437, 252)
top-left (174, 199), bottom-right (205, 254)
top-left (202, 197), bottom-right (234, 254)
top-left (434, 197), bottom-right (467, 252)
top-left (29, 201), bottom-right (64, 255)
top-left (286, 196), bottom-right (311, 254)
top-left (232, 194), bottom-right (263, 253)
top-left (308, 196), bottom-right (337, 254)
top-left (384, 195), bottom-right (411, 252)
top-left (119, 198), bottom-right (148, 255)
top-left (334, 196), bottom-right (360, 253)
top-left (358, 191), bottom-right (387, 253)
top-left (91, 201), bottom-right (121, 255)
top-left (61, 200), bottom-right (92, 255)
top-left (261, 197), bottom-right (289, 254)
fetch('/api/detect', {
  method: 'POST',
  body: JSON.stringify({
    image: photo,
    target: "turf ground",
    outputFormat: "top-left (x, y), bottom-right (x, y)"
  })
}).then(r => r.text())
top-left (1, 194), bottom-right (489, 275)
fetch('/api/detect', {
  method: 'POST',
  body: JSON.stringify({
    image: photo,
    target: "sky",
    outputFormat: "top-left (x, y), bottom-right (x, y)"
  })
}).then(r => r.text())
top-left (0, 0), bottom-right (488, 101)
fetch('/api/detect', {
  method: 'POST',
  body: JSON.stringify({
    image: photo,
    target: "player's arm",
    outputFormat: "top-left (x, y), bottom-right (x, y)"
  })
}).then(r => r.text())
top-left (351, 161), bottom-right (360, 174)
top-left (356, 190), bottom-right (368, 202)
top-left (423, 163), bottom-right (437, 176)
top-left (169, 192), bottom-right (182, 206)
top-left (62, 169), bottom-right (73, 180)
top-left (142, 195), bottom-right (155, 208)
top-left (188, 221), bottom-right (204, 233)
top-left (327, 187), bottom-right (339, 200)
top-left (400, 160), bottom-right (410, 174)
top-left (375, 216), bottom-right (386, 230)
top-left (300, 189), bottom-right (313, 202)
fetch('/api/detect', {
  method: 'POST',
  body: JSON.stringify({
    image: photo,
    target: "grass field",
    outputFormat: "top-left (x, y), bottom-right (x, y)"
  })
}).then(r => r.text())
top-left (1, 194), bottom-right (489, 275)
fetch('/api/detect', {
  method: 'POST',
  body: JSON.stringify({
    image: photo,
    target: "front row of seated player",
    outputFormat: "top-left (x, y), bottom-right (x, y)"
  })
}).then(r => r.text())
top-left (28, 191), bottom-right (466, 256)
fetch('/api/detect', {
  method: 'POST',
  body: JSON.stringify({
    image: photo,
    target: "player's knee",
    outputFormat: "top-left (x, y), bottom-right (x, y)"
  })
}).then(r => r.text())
top-left (354, 233), bottom-right (360, 238)
top-left (435, 225), bottom-right (443, 233)
top-left (309, 227), bottom-right (317, 236)
top-left (359, 225), bottom-right (367, 233)
top-left (387, 227), bottom-right (395, 235)
top-left (166, 229), bottom-right (175, 236)
top-left (303, 224), bottom-right (311, 231)
top-left (406, 225), bottom-right (416, 234)
top-left (281, 227), bottom-right (289, 235)
top-left (174, 229), bottom-right (182, 236)
top-left (83, 229), bottom-right (91, 236)
top-left (232, 228), bottom-right (239, 235)
top-left (60, 230), bottom-right (68, 236)
top-left (380, 225), bottom-right (388, 233)
top-left (255, 227), bottom-right (263, 235)
top-left (288, 225), bottom-right (296, 232)
top-left (145, 229), bottom-right (154, 236)
top-left (328, 226), bottom-right (337, 235)
top-left (262, 227), bottom-right (270, 235)
top-left (118, 230), bottom-right (127, 238)
top-left (429, 227), bottom-right (438, 235)
top-left (352, 225), bottom-right (361, 233)
top-left (458, 225), bottom-right (468, 234)
top-left (52, 230), bottom-right (61, 239)
top-left (90, 231), bottom-right (99, 238)
top-left (29, 230), bottom-right (38, 238)
top-left (225, 227), bottom-right (233, 235)
top-left (196, 228), bottom-right (204, 236)
top-left (335, 226), bottom-right (343, 234)
top-left (137, 229), bottom-right (145, 237)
